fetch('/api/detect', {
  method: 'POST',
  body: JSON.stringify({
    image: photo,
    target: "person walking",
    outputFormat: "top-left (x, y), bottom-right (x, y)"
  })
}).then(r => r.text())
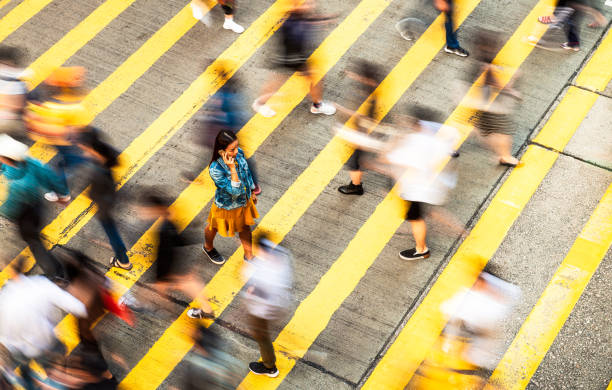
top-left (252, 0), bottom-right (336, 118)
top-left (191, 0), bottom-right (244, 33)
top-left (135, 191), bottom-right (214, 320)
top-left (434, 0), bottom-right (469, 57)
top-left (336, 60), bottom-right (383, 196)
top-left (0, 134), bottom-right (70, 282)
top-left (75, 127), bottom-right (133, 271)
top-left (203, 130), bottom-right (258, 265)
top-left (0, 46), bottom-right (28, 141)
top-left (243, 235), bottom-right (292, 378)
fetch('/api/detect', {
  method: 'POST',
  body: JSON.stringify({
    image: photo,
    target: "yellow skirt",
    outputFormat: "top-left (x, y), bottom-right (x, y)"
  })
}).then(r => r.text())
top-left (207, 199), bottom-right (259, 237)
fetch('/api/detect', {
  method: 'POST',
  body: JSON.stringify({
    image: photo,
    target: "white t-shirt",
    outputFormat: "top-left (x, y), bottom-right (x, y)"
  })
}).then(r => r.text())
top-left (0, 276), bottom-right (87, 358)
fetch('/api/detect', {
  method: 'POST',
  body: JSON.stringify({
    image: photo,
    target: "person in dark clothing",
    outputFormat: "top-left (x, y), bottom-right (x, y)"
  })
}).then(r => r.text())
top-left (75, 127), bottom-right (133, 270)
top-left (0, 134), bottom-right (69, 282)
top-left (434, 0), bottom-right (469, 57)
top-left (336, 60), bottom-right (383, 196)
top-left (136, 191), bottom-right (214, 319)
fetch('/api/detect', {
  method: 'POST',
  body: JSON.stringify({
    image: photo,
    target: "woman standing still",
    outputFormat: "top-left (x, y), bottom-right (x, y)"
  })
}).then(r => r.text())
top-left (203, 130), bottom-right (258, 265)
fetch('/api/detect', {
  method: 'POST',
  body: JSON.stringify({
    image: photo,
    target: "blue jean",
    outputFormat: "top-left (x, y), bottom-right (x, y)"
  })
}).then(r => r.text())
top-left (444, 0), bottom-right (460, 49)
top-left (99, 217), bottom-right (129, 264)
top-left (55, 145), bottom-right (88, 190)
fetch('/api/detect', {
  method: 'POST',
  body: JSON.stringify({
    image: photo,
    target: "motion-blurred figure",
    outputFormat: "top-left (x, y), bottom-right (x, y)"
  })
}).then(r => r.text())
top-left (0, 134), bottom-right (69, 282)
top-left (0, 260), bottom-right (87, 390)
top-left (336, 60), bottom-right (383, 196)
top-left (191, 0), bottom-right (245, 33)
top-left (135, 190), bottom-right (214, 320)
top-left (183, 62), bottom-right (260, 193)
top-left (335, 106), bottom-right (461, 261)
top-left (434, 0), bottom-right (469, 57)
top-left (410, 268), bottom-right (520, 389)
top-left (468, 29), bottom-right (522, 167)
top-left (0, 46), bottom-right (28, 141)
top-left (24, 66), bottom-right (89, 201)
top-left (252, 0), bottom-right (336, 117)
top-left (243, 235), bottom-right (292, 378)
top-left (180, 325), bottom-right (243, 389)
top-left (75, 127), bottom-right (133, 271)
top-left (536, 0), bottom-right (606, 51)
top-left (203, 130), bottom-right (258, 265)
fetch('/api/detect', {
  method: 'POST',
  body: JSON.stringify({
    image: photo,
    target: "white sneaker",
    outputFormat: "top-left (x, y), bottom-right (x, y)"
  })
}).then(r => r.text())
top-left (190, 2), bottom-right (211, 26)
top-left (310, 101), bottom-right (336, 115)
top-left (223, 19), bottom-right (244, 34)
top-left (252, 101), bottom-right (276, 118)
top-left (44, 192), bottom-right (59, 202)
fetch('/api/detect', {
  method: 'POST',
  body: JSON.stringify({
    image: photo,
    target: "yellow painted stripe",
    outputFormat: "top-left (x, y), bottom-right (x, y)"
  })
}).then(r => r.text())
top-left (574, 30), bottom-right (612, 92)
top-left (0, 0), bottom-right (52, 42)
top-left (0, 0), bottom-right (12, 12)
top-left (119, 0), bottom-right (481, 388)
top-left (362, 26), bottom-right (612, 390)
top-left (27, 2), bottom-right (209, 163)
top-left (607, 378), bottom-right (612, 390)
top-left (0, 0), bottom-right (284, 287)
top-left (26, 0), bottom-right (137, 89)
top-left (238, 1), bottom-right (557, 388)
top-left (487, 184), bottom-right (612, 390)
top-left (116, 0), bottom-right (394, 387)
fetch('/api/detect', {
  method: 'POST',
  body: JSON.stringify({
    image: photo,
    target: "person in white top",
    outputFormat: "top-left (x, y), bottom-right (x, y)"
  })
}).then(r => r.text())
top-left (0, 267), bottom-right (87, 388)
top-left (0, 46), bottom-right (28, 141)
top-left (242, 236), bottom-right (292, 378)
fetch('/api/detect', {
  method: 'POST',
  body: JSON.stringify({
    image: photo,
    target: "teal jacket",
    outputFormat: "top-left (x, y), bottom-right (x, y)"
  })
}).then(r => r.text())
top-left (0, 157), bottom-right (69, 220)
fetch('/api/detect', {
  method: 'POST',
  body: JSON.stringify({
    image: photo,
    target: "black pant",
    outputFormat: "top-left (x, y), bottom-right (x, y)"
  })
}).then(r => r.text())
top-left (16, 203), bottom-right (65, 280)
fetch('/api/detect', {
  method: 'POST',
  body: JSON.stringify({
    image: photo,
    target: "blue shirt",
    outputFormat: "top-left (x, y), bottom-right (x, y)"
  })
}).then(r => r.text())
top-left (0, 157), bottom-right (69, 220)
top-left (209, 148), bottom-right (254, 210)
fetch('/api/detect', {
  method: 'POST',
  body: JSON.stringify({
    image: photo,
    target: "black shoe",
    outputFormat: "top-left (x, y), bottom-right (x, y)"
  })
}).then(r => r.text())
top-left (444, 46), bottom-right (469, 57)
top-left (399, 248), bottom-right (430, 261)
top-left (451, 150), bottom-right (460, 158)
top-left (338, 182), bottom-right (364, 195)
top-left (203, 245), bottom-right (226, 265)
top-left (248, 362), bottom-right (279, 378)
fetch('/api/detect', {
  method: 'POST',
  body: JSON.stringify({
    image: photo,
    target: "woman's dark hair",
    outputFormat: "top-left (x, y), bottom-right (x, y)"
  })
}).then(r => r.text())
top-left (209, 129), bottom-right (238, 166)
top-left (0, 46), bottom-right (23, 66)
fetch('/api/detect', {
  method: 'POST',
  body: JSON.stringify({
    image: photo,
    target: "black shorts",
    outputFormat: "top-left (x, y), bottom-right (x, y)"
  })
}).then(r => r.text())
top-left (406, 201), bottom-right (426, 221)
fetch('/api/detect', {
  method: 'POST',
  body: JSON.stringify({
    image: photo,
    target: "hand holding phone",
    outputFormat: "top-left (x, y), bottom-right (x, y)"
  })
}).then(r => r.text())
top-left (220, 150), bottom-right (235, 167)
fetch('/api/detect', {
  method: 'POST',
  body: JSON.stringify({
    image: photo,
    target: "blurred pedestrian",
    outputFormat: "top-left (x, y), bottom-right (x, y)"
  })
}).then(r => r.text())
top-left (0, 259), bottom-right (87, 390)
top-left (243, 235), bottom-right (292, 378)
top-left (0, 46), bottom-right (28, 142)
top-left (180, 325), bottom-right (243, 389)
top-left (469, 29), bottom-right (522, 167)
top-left (0, 134), bottom-right (69, 282)
top-left (203, 130), bottom-right (258, 265)
top-left (336, 60), bottom-right (383, 196)
top-left (192, 0), bottom-right (244, 33)
top-left (135, 190), bottom-right (214, 320)
top-left (183, 61), bottom-right (261, 193)
top-left (434, 0), bottom-right (469, 57)
top-left (24, 66), bottom-right (89, 201)
top-left (76, 127), bottom-right (133, 271)
top-left (252, 0), bottom-right (336, 117)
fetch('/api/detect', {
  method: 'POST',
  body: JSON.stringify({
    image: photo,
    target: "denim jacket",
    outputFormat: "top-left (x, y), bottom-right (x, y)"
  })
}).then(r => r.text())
top-left (209, 148), bottom-right (254, 210)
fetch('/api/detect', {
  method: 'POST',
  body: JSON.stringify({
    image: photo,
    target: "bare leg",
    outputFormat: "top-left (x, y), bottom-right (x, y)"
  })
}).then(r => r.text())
top-left (179, 274), bottom-right (213, 313)
top-left (238, 227), bottom-right (254, 260)
top-left (349, 170), bottom-right (362, 185)
top-left (489, 133), bottom-right (519, 165)
top-left (204, 225), bottom-right (217, 251)
top-left (255, 74), bottom-right (288, 105)
top-left (308, 71), bottom-right (323, 104)
top-left (409, 219), bottom-right (428, 253)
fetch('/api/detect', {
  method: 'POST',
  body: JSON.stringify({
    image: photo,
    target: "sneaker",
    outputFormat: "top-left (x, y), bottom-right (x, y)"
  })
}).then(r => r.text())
top-left (338, 182), bottom-right (364, 195)
top-left (203, 245), bottom-right (226, 265)
top-left (110, 256), bottom-right (133, 270)
top-left (248, 362), bottom-right (279, 378)
top-left (252, 101), bottom-right (276, 118)
top-left (399, 248), bottom-right (430, 261)
top-left (310, 101), bottom-right (336, 115)
top-left (223, 18), bottom-right (245, 33)
top-left (187, 308), bottom-right (214, 319)
top-left (561, 42), bottom-right (579, 51)
top-left (444, 46), bottom-right (469, 57)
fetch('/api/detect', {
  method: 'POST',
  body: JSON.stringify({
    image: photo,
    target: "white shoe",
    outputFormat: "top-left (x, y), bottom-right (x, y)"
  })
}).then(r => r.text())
top-left (44, 192), bottom-right (59, 202)
top-left (252, 101), bottom-right (276, 118)
top-left (310, 101), bottom-right (336, 115)
top-left (223, 19), bottom-right (244, 34)
top-left (191, 2), bottom-right (211, 26)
